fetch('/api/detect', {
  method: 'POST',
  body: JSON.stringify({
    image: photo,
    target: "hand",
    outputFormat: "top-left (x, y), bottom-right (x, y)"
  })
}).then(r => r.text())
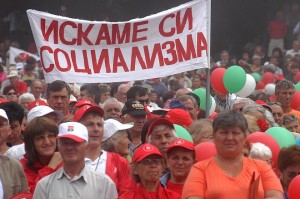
top-left (48, 152), bottom-right (63, 169)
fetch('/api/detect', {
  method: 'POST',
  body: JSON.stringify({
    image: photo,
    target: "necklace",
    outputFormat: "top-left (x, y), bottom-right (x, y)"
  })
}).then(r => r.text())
top-left (94, 151), bottom-right (103, 171)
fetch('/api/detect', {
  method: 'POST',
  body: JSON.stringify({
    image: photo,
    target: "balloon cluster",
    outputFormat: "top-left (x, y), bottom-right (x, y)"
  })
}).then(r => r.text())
top-left (210, 65), bottom-right (256, 97)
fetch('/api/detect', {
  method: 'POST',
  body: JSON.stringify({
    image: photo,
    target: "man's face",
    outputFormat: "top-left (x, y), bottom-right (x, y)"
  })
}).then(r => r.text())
top-left (281, 165), bottom-right (300, 192)
top-left (103, 102), bottom-right (122, 121)
top-left (80, 113), bottom-right (104, 147)
top-left (270, 104), bottom-right (283, 126)
top-left (136, 95), bottom-right (149, 106)
top-left (7, 120), bottom-right (22, 146)
top-left (9, 76), bottom-right (18, 86)
top-left (0, 117), bottom-right (11, 146)
top-left (182, 99), bottom-right (199, 120)
top-left (276, 88), bottom-right (295, 108)
top-left (124, 114), bottom-right (146, 133)
top-left (59, 138), bottom-right (86, 165)
top-left (31, 81), bottom-right (43, 99)
top-left (47, 88), bottom-right (69, 114)
top-left (192, 77), bottom-right (201, 89)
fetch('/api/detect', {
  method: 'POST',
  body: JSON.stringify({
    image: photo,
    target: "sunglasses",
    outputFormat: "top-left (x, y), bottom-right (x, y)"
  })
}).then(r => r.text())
top-left (139, 99), bottom-right (149, 104)
top-left (139, 158), bottom-right (163, 165)
top-left (7, 92), bottom-right (16, 96)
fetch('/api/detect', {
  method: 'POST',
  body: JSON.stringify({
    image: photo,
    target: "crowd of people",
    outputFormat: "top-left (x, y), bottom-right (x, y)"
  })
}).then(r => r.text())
top-left (0, 2), bottom-right (300, 199)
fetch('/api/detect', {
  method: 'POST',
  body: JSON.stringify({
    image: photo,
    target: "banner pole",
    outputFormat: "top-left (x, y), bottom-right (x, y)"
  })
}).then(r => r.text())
top-left (205, 0), bottom-right (211, 118)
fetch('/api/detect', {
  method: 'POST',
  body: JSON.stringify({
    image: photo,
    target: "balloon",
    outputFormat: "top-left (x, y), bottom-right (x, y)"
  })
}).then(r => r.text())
top-left (210, 68), bottom-right (228, 94)
top-left (195, 142), bottom-right (217, 162)
top-left (266, 127), bottom-right (296, 148)
top-left (236, 74), bottom-right (256, 97)
top-left (291, 90), bottom-right (300, 110)
top-left (264, 83), bottom-right (276, 96)
top-left (295, 72), bottom-right (300, 83)
top-left (256, 81), bottom-right (265, 90)
top-left (262, 72), bottom-right (275, 84)
top-left (223, 65), bottom-right (247, 93)
top-left (173, 124), bottom-right (193, 142)
top-left (288, 175), bottom-right (300, 199)
top-left (295, 82), bottom-right (300, 93)
top-left (193, 88), bottom-right (212, 110)
top-left (247, 132), bottom-right (280, 169)
top-left (296, 138), bottom-right (300, 146)
top-left (209, 97), bottom-right (216, 116)
top-left (251, 72), bottom-right (262, 82)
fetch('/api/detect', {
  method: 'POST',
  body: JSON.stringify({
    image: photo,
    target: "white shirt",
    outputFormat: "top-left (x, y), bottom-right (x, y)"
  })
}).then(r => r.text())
top-left (85, 150), bottom-right (107, 174)
top-left (0, 179), bottom-right (3, 199)
top-left (4, 143), bottom-right (25, 160)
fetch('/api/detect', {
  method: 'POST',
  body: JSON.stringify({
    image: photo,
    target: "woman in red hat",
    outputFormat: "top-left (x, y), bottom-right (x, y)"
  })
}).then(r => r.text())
top-left (119, 143), bottom-right (180, 199)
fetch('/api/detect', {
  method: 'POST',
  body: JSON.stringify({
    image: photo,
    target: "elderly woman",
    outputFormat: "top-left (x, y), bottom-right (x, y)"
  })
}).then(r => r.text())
top-left (277, 145), bottom-right (300, 199)
top-left (119, 143), bottom-right (180, 199)
top-left (20, 117), bottom-right (63, 193)
top-left (102, 119), bottom-right (133, 157)
top-left (160, 138), bottom-right (195, 196)
top-left (282, 114), bottom-right (300, 133)
top-left (249, 142), bottom-right (273, 167)
top-left (18, 92), bottom-right (35, 112)
top-left (182, 110), bottom-right (283, 199)
top-left (188, 119), bottom-right (213, 145)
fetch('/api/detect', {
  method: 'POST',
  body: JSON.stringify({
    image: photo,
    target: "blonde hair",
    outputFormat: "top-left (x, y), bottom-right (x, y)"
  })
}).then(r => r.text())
top-left (243, 114), bottom-right (260, 134)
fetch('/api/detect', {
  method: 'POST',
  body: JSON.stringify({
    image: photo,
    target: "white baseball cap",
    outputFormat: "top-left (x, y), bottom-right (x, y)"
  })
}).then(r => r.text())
top-left (0, 109), bottom-right (8, 121)
top-left (7, 70), bottom-right (19, 78)
top-left (58, 122), bottom-right (88, 142)
top-left (103, 119), bottom-right (133, 141)
top-left (27, 105), bottom-right (62, 123)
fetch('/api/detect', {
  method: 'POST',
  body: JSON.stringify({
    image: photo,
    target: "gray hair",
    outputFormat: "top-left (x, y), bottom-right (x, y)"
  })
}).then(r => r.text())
top-left (102, 130), bottom-right (126, 154)
top-left (101, 97), bottom-right (124, 109)
top-left (283, 114), bottom-right (298, 126)
top-left (242, 104), bottom-right (277, 127)
top-left (230, 98), bottom-right (255, 110)
top-left (19, 92), bottom-right (35, 104)
top-left (249, 142), bottom-right (272, 159)
top-left (147, 124), bottom-right (177, 143)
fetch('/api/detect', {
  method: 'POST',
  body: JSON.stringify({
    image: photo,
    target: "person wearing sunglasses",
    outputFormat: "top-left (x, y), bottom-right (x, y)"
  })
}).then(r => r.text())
top-left (277, 145), bottom-right (300, 199)
top-left (119, 143), bottom-right (180, 199)
top-left (3, 85), bottom-right (18, 102)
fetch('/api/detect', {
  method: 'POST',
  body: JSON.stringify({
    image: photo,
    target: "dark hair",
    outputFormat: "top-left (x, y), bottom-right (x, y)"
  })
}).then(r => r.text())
top-left (80, 83), bottom-right (101, 104)
top-left (275, 80), bottom-right (295, 95)
top-left (24, 117), bottom-right (58, 171)
top-left (0, 101), bottom-right (24, 124)
top-left (46, 80), bottom-right (71, 99)
top-left (25, 57), bottom-right (37, 65)
top-left (277, 145), bottom-right (300, 172)
top-left (162, 91), bottom-right (175, 103)
top-left (140, 118), bottom-right (157, 144)
top-left (127, 86), bottom-right (147, 100)
top-left (3, 85), bottom-right (16, 95)
top-left (212, 110), bottom-right (248, 134)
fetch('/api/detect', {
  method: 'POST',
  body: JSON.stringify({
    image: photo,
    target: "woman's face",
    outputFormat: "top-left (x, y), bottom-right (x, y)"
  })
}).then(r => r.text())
top-left (100, 92), bottom-right (111, 104)
top-left (281, 164), bottom-right (300, 191)
top-left (213, 126), bottom-right (246, 159)
top-left (33, 132), bottom-right (57, 159)
top-left (284, 121), bottom-right (300, 133)
top-left (133, 155), bottom-right (164, 183)
top-left (167, 148), bottom-right (195, 181)
top-left (115, 131), bottom-right (130, 156)
top-left (6, 89), bottom-right (18, 102)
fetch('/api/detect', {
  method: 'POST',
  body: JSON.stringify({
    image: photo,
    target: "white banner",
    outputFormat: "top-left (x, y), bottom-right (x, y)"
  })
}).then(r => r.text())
top-left (9, 47), bottom-right (40, 65)
top-left (27, 0), bottom-right (210, 83)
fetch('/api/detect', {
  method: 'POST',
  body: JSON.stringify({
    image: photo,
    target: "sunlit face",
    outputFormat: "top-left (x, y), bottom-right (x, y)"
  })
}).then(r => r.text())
top-left (47, 88), bottom-right (69, 113)
top-left (276, 88), bottom-right (295, 108)
top-left (133, 154), bottom-right (164, 183)
top-left (103, 102), bottom-right (122, 121)
top-left (7, 121), bottom-right (22, 146)
top-left (167, 148), bottom-right (195, 181)
top-left (115, 131), bottom-right (131, 156)
top-left (34, 132), bottom-right (57, 159)
top-left (59, 138), bottom-right (86, 165)
top-left (80, 113), bottom-right (103, 147)
top-left (213, 126), bottom-right (246, 159)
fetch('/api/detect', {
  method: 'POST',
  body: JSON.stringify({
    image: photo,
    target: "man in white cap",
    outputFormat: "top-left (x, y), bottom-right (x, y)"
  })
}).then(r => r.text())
top-left (4, 70), bottom-right (28, 96)
top-left (0, 109), bottom-right (10, 154)
top-left (33, 122), bottom-right (117, 199)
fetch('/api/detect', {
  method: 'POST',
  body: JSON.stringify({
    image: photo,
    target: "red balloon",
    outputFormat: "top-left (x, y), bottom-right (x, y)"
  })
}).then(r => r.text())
top-left (262, 72), bottom-right (275, 84)
top-left (288, 175), bottom-right (300, 199)
top-left (291, 90), bottom-right (300, 110)
top-left (247, 132), bottom-right (280, 170)
top-left (295, 72), bottom-right (300, 83)
top-left (210, 68), bottom-right (228, 94)
top-left (256, 81), bottom-right (265, 90)
top-left (195, 142), bottom-right (217, 162)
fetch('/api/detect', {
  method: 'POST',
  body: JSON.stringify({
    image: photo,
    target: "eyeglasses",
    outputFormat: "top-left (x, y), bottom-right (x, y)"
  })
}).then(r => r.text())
top-left (139, 158), bottom-right (163, 165)
top-left (34, 133), bottom-right (56, 142)
top-left (7, 92), bottom-right (16, 96)
top-left (284, 170), bottom-right (300, 179)
top-left (139, 99), bottom-right (149, 104)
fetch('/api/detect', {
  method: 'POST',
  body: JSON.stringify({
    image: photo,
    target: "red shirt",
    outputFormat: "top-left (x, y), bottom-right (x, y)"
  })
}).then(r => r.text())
top-left (15, 81), bottom-right (28, 95)
top-left (268, 21), bottom-right (287, 39)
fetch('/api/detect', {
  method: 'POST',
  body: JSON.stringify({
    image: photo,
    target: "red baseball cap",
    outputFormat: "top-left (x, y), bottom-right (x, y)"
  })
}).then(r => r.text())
top-left (165, 108), bottom-right (193, 128)
top-left (166, 138), bottom-right (195, 154)
top-left (74, 105), bottom-right (104, 122)
top-left (132, 143), bottom-right (163, 163)
top-left (147, 118), bottom-right (174, 138)
top-left (28, 100), bottom-right (48, 111)
top-left (74, 99), bottom-right (94, 108)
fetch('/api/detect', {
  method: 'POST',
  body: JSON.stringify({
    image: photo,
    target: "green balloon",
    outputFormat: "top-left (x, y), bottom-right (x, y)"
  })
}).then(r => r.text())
top-left (295, 82), bottom-right (300, 93)
top-left (266, 127), bottom-right (296, 148)
top-left (223, 65), bottom-right (247, 93)
top-left (251, 72), bottom-right (262, 82)
top-left (173, 124), bottom-right (193, 142)
top-left (193, 88), bottom-right (212, 110)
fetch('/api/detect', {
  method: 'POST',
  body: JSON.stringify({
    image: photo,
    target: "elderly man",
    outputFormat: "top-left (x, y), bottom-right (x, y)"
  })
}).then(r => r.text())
top-left (74, 105), bottom-right (133, 196)
top-left (269, 102), bottom-right (284, 126)
top-left (101, 97), bottom-right (123, 122)
top-left (177, 95), bottom-right (199, 121)
top-left (146, 118), bottom-right (178, 157)
top-left (46, 80), bottom-right (71, 116)
top-left (33, 122), bottom-right (117, 199)
top-left (79, 83), bottom-right (101, 105)
top-left (114, 84), bottom-right (131, 103)
top-left (30, 79), bottom-right (45, 100)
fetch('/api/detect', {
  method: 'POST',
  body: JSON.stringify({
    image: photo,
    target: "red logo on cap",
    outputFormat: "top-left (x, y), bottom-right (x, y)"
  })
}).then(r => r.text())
top-left (68, 126), bottom-right (74, 132)
top-left (143, 145), bottom-right (154, 152)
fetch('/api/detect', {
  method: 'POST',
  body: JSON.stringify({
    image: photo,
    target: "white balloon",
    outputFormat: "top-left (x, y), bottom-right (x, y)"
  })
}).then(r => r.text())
top-left (264, 83), bottom-right (276, 96)
top-left (236, 74), bottom-right (256, 97)
top-left (209, 96), bottom-right (216, 116)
